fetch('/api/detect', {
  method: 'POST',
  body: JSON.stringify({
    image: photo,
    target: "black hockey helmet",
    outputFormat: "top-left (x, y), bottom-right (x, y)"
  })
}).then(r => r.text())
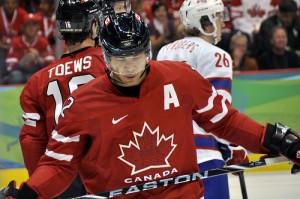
top-left (100, 11), bottom-right (151, 75)
top-left (100, 11), bottom-right (151, 57)
top-left (56, 0), bottom-right (102, 34)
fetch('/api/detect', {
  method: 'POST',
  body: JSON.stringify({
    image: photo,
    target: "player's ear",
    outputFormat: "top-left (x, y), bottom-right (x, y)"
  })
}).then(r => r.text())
top-left (91, 21), bottom-right (98, 39)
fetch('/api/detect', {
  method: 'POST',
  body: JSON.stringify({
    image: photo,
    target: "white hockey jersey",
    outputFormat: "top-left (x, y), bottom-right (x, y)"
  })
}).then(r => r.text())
top-left (157, 37), bottom-right (233, 163)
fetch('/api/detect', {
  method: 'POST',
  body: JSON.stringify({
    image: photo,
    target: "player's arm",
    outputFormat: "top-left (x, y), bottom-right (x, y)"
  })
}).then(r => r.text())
top-left (188, 67), bottom-right (300, 165)
top-left (19, 76), bottom-right (48, 176)
top-left (19, 96), bottom-right (91, 198)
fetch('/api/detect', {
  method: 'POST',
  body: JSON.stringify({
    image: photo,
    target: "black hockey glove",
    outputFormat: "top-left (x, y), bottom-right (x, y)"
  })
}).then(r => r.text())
top-left (263, 123), bottom-right (300, 168)
top-left (0, 181), bottom-right (20, 199)
top-left (0, 181), bottom-right (38, 199)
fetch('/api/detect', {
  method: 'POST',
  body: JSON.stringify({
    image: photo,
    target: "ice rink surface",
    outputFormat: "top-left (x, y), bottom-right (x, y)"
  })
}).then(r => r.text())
top-left (228, 171), bottom-right (300, 199)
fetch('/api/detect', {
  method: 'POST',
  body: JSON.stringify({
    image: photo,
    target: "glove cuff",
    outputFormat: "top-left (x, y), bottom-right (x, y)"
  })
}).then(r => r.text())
top-left (18, 183), bottom-right (38, 199)
top-left (263, 123), bottom-right (282, 155)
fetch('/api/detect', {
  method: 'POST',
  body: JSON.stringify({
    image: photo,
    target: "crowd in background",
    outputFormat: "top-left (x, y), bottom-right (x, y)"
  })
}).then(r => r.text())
top-left (0, 0), bottom-right (299, 85)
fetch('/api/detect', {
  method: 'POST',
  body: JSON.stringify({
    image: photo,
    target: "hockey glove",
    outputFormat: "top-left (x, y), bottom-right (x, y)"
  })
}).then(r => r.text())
top-left (0, 181), bottom-right (38, 199)
top-left (263, 123), bottom-right (300, 166)
top-left (0, 181), bottom-right (20, 199)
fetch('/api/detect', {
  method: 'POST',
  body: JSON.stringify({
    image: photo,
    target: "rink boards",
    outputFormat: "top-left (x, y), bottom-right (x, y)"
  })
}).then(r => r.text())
top-left (0, 69), bottom-right (299, 188)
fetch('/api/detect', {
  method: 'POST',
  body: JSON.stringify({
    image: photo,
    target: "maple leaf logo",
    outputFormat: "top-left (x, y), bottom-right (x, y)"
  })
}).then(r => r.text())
top-left (247, 4), bottom-right (266, 17)
top-left (118, 122), bottom-right (177, 175)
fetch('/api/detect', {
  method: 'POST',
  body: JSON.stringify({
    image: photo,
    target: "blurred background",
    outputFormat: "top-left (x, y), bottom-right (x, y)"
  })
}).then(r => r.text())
top-left (0, 0), bottom-right (299, 198)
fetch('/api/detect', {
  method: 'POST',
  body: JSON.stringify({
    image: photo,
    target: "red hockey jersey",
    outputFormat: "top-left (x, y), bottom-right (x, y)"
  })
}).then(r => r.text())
top-left (19, 47), bottom-right (106, 176)
top-left (26, 60), bottom-right (267, 198)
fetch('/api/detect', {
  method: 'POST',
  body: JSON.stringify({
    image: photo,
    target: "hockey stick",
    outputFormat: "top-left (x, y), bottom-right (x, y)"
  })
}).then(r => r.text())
top-left (238, 171), bottom-right (248, 199)
top-left (74, 156), bottom-right (288, 199)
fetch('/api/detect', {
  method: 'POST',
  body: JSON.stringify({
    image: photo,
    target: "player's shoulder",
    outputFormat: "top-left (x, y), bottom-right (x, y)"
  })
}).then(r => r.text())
top-left (60, 77), bottom-right (105, 121)
top-left (150, 60), bottom-right (208, 93)
top-left (61, 46), bottom-right (103, 58)
top-left (199, 39), bottom-right (230, 57)
top-left (151, 59), bottom-right (190, 70)
top-left (64, 46), bottom-right (105, 64)
top-left (25, 61), bottom-right (57, 87)
top-left (33, 46), bottom-right (104, 76)
top-left (150, 60), bottom-right (203, 80)
top-left (69, 76), bottom-right (104, 101)
top-left (82, 46), bottom-right (103, 56)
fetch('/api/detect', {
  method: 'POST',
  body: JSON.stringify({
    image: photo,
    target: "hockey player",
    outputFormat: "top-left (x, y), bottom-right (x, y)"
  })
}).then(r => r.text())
top-left (156, 0), bottom-right (248, 198)
top-left (17, 0), bottom-right (105, 198)
top-left (1, 10), bottom-right (300, 199)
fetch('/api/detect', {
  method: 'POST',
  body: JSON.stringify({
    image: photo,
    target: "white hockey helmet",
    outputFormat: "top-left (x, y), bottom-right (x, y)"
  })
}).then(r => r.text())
top-left (179, 0), bottom-right (224, 40)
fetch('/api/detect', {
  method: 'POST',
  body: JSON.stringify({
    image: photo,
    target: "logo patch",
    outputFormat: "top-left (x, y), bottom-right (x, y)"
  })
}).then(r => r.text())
top-left (118, 122), bottom-right (177, 175)
top-left (112, 115), bottom-right (128, 124)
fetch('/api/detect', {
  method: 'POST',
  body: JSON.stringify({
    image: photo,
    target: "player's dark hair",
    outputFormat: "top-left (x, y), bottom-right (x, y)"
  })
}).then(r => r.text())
top-left (60, 32), bottom-right (90, 45)
top-left (184, 16), bottom-right (211, 37)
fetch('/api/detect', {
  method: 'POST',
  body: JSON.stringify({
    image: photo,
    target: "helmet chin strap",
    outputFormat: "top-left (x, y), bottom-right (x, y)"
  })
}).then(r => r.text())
top-left (198, 22), bottom-right (219, 45)
top-left (212, 32), bottom-right (218, 45)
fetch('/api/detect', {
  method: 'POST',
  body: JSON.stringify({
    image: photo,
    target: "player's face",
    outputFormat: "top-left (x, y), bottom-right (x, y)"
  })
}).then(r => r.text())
top-left (215, 12), bottom-right (225, 42)
top-left (109, 52), bottom-right (148, 86)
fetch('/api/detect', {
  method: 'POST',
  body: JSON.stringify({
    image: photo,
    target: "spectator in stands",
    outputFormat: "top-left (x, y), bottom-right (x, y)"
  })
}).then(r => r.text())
top-left (257, 0), bottom-right (300, 57)
top-left (230, 0), bottom-right (279, 41)
top-left (164, 0), bottom-right (184, 27)
top-left (291, 0), bottom-right (300, 16)
top-left (130, 0), bottom-right (149, 23)
top-left (148, 1), bottom-right (180, 60)
top-left (257, 26), bottom-right (299, 70)
top-left (229, 31), bottom-right (258, 71)
top-left (19, 0), bottom-right (40, 13)
top-left (4, 14), bottom-right (54, 84)
top-left (0, 0), bottom-right (28, 82)
top-left (230, 0), bottom-right (280, 55)
top-left (34, 0), bottom-right (56, 48)
top-left (141, 0), bottom-right (155, 22)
